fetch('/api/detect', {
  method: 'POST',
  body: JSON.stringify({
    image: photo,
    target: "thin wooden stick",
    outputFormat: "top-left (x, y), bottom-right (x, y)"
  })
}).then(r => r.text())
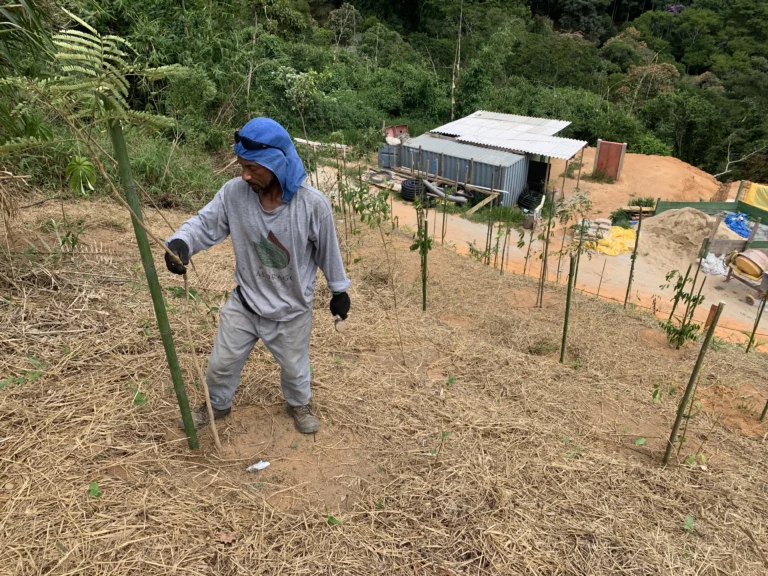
top-left (663, 302), bottom-right (725, 465)
top-left (184, 274), bottom-right (222, 453)
top-left (596, 259), bottom-right (607, 299)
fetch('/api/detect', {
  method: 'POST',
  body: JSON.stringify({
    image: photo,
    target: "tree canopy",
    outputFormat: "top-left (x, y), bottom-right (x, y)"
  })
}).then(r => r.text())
top-left (2, 0), bottom-right (767, 186)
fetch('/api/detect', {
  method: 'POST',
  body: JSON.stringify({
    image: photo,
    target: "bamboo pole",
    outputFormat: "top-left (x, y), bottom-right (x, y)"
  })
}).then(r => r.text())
top-left (734, 180), bottom-right (745, 202)
top-left (575, 147), bottom-right (585, 190)
top-left (746, 293), bottom-right (767, 353)
top-left (572, 220), bottom-right (586, 291)
top-left (537, 190), bottom-right (555, 308)
top-left (561, 163), bottom-right (567, 201)
top-left (560, 256), bottom-right (577, 364)
top-left (107, 117), bottom-right (198, 449)
top-left (663, 302), bottom-right (725, 465)
top-left (746, 217), bottom-right (762, 251)
top-left (624, 208), bottom-right (643, 308)
top-left (523, 227), bottom-right (535, 276)
top-left (596, 259), bottom-right (607, 299)
top-left (668, 264), bottom-right (692, 321)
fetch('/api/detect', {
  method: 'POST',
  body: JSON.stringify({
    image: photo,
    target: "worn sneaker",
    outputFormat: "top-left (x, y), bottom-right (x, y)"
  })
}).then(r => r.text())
top-left (287, 404), bottom-right (320, 434)
top-left (178, 404), bottom-right (230, 431)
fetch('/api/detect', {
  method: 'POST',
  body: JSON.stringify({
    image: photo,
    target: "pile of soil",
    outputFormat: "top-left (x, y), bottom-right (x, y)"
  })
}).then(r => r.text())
top-left (639, 207), bottom-right (742, 270)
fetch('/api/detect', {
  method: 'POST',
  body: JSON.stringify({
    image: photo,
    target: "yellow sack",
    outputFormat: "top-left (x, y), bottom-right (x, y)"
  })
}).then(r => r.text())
top-left (743, 183), bottom-right (768, 211)
top-left (589, 226), bottom-right (636, 256)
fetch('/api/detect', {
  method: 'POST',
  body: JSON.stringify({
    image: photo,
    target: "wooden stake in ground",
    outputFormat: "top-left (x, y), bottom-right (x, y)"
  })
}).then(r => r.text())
top-left (663, 301), bottom-right (725, 465)
top-left (560, 256), bottom-right (577, 364)
top-left (623, 209), bottom-right (643, 308)
top-left (668, 264), bottom-right (692, 321)
top-left (746, 293), bottom-right (767, 353)
top-left (536, 190), bottom-right (555, 308)
top-left (596, 259), bottom-right (607, 299)
top-left (523, 226), bottom-right (535, 276)
top-left (575, 147), bottom-right (585, 190)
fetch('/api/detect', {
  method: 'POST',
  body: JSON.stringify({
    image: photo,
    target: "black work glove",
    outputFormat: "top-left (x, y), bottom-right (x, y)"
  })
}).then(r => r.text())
top-left (164, 239), bottom-right (189, 275)
top-left (330, 292), bottom-right (350, 320)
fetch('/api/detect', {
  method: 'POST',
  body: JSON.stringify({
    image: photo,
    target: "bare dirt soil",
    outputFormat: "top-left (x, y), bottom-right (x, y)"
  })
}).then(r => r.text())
top-left (2, 196), bottom-right (768, 574)
top-left (549, 146), bottom-right (720, 216)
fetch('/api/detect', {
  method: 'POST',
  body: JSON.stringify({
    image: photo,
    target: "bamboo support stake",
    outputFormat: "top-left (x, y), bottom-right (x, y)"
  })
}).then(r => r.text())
top-left (664, 302), bottom-right (725, 465)
top-left (523, 227), bottom-right (535, 276)
top-left (572, 221), bottom-right (586, 291)
top-left (561, 163), bottom-right (567, 201)
top-left (575, 147), bottom-right (585, 190)
top-left (596, 259), bottom-right (607, 299)
top-left (735, 180), bottom-right (745, 202)
top-left (560, 256), bottom-right (577, 364)
top-left (106, 118), bottom-right (198, 449)
top-left (624, 208), bottom-right (643, 308)
top-left (746, 217), bottom-right (762, 250)
top-left (537, 190), bottom-right (555, 307)
top-left (668, 264), bottom-right (692, 321)
top-left (746, 291), bottom-right (767, 353)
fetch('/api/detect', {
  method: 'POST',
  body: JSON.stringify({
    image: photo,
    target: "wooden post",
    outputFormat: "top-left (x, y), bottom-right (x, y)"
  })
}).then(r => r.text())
top-left (703, 215), bottom-right (722, 259)
top-left (596, 259), bottom-right (607, 299)
top-left (735, 180), bottom-right (745, 202)
top-left (468, 158), bottom-right (474, 186)
top-left (704, 304), bottom-right (718, 329)
top-left (746, 217), bottom-right (762, 251)
top-left (537, 189), bottom-right (555, 308)
top-left (561, 160), bottom-right (568, 200)
top-left (663, 302), bottom-right (725, 465)
top-left (575, 147), bottom-right (585, 190)
top-left (560, 256), bottom-right (577, 364)
top-left (624, 208), bottom-right (643, 308)
top-left (440, 153), bottom-right (444, 180)
top-left (668, 264), bottom-right (692, 321)
top-left (746, 292), bottom-right (767, 353)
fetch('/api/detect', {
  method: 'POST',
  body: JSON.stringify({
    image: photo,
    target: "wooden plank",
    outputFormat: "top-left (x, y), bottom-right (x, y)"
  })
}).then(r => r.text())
top-left (620, 205), bottom-right (655, 213)
top-left (390, 166), bottom-right (497, 195)
top-left (465, 192), bottom-right (500, 216)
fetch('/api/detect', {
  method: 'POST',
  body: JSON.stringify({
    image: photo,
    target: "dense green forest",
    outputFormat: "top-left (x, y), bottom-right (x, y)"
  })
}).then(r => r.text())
top-left (2, 0), bottom-right (768, 205)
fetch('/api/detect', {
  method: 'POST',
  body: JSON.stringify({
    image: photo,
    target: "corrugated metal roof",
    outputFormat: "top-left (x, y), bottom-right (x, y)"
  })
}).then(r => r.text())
top-left (404, 133), bottom-right (525, 167)
top-left (430, 110), bottom-right (587, 160)
top-left (433, 110), bottom-right (571, 138)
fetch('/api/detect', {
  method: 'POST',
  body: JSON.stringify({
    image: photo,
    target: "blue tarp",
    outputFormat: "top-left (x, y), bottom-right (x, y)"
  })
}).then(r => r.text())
top-left (724, 212), bottom-right (752, 238)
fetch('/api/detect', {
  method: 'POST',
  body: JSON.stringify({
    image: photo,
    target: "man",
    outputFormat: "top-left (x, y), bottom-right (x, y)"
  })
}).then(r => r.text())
top-left (164, 117), bottom-right (350, 434)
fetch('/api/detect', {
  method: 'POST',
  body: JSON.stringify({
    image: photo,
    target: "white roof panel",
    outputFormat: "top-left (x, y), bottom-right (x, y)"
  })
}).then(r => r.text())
top-left (430, 110), bottom-right (586, 160)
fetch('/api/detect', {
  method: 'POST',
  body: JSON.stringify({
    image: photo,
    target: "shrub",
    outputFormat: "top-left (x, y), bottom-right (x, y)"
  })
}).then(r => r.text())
top-left (631, 132), bottom-right (673, 156)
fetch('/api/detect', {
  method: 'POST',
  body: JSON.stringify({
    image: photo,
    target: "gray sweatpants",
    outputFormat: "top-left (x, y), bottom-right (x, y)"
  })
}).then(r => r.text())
top-left (206, 292), bottom-right (313, 410)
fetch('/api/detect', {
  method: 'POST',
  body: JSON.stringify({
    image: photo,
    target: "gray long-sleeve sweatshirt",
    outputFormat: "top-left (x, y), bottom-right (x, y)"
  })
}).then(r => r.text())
top-left (168, 177), bottom-right (350, 321)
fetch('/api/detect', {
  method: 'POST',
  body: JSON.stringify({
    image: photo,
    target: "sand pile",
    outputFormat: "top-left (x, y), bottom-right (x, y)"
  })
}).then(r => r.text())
top-left (639, 207), bottom-right (742, 270)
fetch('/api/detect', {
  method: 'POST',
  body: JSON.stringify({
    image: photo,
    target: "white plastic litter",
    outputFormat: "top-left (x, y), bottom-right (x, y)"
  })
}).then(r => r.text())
top-left (700, 252), bottom-right (727, 276)
top-left (246, 460), bottom-right (270, 472)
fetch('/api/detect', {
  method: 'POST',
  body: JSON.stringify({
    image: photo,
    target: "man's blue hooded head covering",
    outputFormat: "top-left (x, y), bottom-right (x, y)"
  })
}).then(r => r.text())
top-left (234, 118), bottom-right (307, 203)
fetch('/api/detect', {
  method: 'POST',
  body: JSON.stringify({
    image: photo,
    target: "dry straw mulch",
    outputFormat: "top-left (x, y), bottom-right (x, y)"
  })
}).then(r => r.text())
top-left (1, 198), bottom-right (768, 575)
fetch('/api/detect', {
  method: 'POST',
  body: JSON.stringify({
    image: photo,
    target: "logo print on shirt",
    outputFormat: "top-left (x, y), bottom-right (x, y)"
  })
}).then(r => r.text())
top-left (254, 231), bottom-right (291, 269)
